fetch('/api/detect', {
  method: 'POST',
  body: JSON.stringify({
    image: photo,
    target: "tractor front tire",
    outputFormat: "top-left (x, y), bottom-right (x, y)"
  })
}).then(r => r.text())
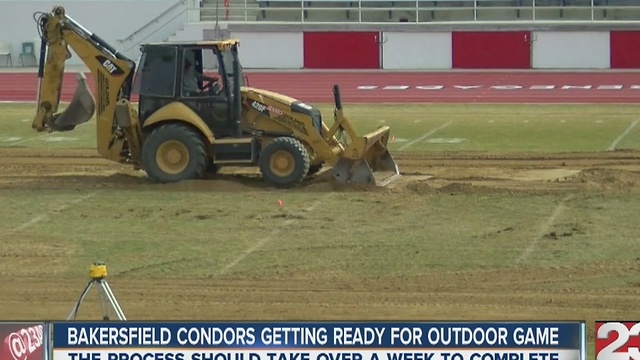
top-left (259, 137), bottom-right (310, 188)
top-left (141, 123), bottom-right (208, 183)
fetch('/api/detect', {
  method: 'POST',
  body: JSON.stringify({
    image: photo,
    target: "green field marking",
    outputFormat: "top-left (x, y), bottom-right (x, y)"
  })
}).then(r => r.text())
top-left (608, 119), bottom-right (640, 150)
top-left (0, 104), bottom-right (96, 148)
top-left (328, 103), bottom-right (640, 153)
top-left (2, 103), bottom-right (639, 153)
top-left (2, 103), bottom-right (640, 327)
top-left (1, 186), bottom-right (637, 335)
top-left (2, 188), bottom-right (639, 281)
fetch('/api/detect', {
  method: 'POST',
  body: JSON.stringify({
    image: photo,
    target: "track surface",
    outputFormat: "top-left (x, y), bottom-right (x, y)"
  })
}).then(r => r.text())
top-left (1, 71), bottom-right (640, 321)
top-left (2, 70), bottom-right (640, 103)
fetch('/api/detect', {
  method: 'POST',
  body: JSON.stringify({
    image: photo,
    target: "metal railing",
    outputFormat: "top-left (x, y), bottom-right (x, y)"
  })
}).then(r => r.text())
top-left (117, 0), bottom-right (200, 54)
top-left (202, 0), bottom-right (640, 23)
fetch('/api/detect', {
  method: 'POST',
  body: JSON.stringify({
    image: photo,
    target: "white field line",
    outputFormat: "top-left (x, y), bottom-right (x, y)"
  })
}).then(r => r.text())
top-left (6, 132), bottom-right (51, 146)
top-left (3, 118), bottom-right (89, 146)
top-left (515, 195), bottom-right (572, 265)
top-left (398, 121), bottom-right (452, 151)
top-left (217, 193), bottom-right (335, 276)
top-left (608, 119), bottom-right (638, 151)
top-left (12, 191), bottom-right (99, 231)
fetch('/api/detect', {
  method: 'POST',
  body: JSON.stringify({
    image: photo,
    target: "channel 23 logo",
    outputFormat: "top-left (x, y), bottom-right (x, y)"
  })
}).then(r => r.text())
top-left (596, 322), bottom-right (640, 360)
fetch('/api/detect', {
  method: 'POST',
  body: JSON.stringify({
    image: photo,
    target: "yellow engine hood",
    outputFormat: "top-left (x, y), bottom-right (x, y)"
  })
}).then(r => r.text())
top-left (242, 86), bottom-right (303, 106)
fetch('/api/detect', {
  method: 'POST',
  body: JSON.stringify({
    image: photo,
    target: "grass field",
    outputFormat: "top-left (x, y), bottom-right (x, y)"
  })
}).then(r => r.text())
top-left (1, 102), bottom-right (640, 358)
top-left (3, 103), bottom-right (640, 151)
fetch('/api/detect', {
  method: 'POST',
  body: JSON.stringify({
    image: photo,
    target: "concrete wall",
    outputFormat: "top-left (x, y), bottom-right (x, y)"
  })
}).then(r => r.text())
top-left (382, 32), bottom-right (452, 70)
top-left (0, 0), bottom-right (181, 66)
top-left (198, 29), bottom-right (640, 70)
top-left (229, 31), bottom-right (304, 68)
top-left (531, 31), bottom-right (611, 69)
top-left (160, 22), bottom-right (640, 70)
top-left (2, 0), bottom-right (640, 70)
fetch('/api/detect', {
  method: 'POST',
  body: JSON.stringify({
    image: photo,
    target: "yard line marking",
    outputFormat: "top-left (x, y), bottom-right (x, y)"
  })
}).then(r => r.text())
top-left (217, 193), bottom-right (335, 276)
top-left (6, 133), bottom-right (51, 146)
top-left (608, 119), bottom-right (638, 151)
top-left (398, 121), bottom-right (452, 151)
top-left (12, 191), bottom-right (99, 231)
top-left (515, 195), bottom-right (572, 265)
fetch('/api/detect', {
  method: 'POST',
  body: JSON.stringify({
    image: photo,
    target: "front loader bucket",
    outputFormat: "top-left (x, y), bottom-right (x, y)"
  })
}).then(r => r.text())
top-left (331, 126), bottom-right (401, 187)
top-left (50, 72), bottom-right (95, 132)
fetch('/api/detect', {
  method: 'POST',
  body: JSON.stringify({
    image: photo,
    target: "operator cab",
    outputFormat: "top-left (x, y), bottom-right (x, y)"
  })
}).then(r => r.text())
top-left (131, 40), bottom-right (245, 138)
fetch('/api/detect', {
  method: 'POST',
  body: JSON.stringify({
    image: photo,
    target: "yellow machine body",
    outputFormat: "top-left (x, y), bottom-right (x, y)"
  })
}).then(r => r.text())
top-left (30, 5), bottom-right (400, 188)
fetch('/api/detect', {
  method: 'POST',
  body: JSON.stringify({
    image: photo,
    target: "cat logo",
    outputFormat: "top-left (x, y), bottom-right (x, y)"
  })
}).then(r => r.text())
top-left (102, 60), bottom-right (117, 74)
top-left (96, 55), bottom-right (125, 76)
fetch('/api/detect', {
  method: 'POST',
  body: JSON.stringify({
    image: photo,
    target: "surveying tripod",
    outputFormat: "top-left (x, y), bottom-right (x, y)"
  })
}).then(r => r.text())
top-left (67, 262), bottom-right (127, 321)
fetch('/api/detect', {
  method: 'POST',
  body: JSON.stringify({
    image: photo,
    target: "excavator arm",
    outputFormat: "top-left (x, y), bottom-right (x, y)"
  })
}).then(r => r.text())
top-left (31, 6), bottom-right (143, 165)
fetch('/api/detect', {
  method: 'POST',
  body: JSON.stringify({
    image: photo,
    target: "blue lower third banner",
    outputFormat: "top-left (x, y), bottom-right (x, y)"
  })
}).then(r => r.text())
top-left (50, 322), bottom-right (587, 360)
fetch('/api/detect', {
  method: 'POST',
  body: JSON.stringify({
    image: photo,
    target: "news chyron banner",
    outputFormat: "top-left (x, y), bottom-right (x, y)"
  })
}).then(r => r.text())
top-left (50, 322), bottom-right (586, 360)
top-left (0, 321), bottom-right (48, 360)
top-left (595, 321), bottom-right (640, 360)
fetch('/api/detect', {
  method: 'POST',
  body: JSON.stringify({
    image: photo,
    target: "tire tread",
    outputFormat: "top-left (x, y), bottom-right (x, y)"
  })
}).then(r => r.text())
top-left (141, 123), bottom-right (208, 183)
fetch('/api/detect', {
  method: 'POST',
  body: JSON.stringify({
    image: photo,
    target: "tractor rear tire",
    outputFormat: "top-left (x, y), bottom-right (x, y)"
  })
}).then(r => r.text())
top-left (141, 123), bottom-right (208, 183)
top-left (259, 137), bottom-right (310, 188)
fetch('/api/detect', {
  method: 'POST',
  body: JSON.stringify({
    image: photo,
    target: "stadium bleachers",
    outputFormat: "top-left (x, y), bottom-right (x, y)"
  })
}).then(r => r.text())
top-left (198, 0), bottom-right (640, 23)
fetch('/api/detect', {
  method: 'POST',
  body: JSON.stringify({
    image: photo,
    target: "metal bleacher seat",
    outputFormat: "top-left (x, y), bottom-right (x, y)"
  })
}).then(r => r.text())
top-left (427, 1), bottom-right (475, 22)
top-left (305, 1), bottom-right (352, 22)
top-left (257, 0), bottom-right (304, 21)
top-left (360, 0), bottom-right (411, 22)
top-left (603, 0), bottom-right (640, 20)
top-left (475, 0), bottom-right (530, 21)
top-left (255, 0), bottom-right (640, 22)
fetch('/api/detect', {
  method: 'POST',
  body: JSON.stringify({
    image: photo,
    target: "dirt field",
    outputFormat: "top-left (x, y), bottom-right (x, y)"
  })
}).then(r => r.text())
top-left (1, 145), bottom-right (639, 324)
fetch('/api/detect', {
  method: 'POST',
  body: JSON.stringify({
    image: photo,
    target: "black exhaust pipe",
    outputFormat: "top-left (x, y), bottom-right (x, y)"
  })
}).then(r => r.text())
top-left (232, 44), bottom-right (242, 138)
top-left (35, 36), bottom-right (47, 107)
top-left (333, 84), bottom-right (342, 110)
top-left (37, 36), bottom-right (46, 79)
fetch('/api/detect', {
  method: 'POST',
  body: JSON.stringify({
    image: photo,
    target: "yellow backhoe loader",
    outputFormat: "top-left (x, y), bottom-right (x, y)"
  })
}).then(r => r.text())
top-left (31, 6), bottom-right (400, 188)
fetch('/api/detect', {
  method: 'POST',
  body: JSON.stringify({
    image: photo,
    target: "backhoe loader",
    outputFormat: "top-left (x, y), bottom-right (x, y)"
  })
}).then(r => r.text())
top-left (31, 6), bottom-right (400, 188)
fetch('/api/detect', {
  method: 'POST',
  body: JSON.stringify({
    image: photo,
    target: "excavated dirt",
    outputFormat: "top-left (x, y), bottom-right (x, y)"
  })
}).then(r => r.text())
top-left (3, 147), bottom-right (640, 194)
top-left (1, 146), bottom-right (640, 321)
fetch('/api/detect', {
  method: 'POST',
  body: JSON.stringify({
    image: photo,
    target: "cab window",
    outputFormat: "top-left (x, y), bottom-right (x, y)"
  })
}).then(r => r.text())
top-left (132, 45), bottom-right (177, 98)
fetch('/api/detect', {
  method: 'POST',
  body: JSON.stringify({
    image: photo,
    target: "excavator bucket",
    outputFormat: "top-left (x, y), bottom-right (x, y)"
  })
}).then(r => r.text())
top-left (331, 125), bottom-right (401, 186)
top-left (333, 126), bottom-right (400, 186)
top-left (328, 85), bottom-right (400, 187)
top-left (50, 72), bottom-right (95, 132)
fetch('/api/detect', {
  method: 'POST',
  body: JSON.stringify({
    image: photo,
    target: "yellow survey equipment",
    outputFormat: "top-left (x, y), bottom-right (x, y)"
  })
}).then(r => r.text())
top-left (88, 262), bottom-right (107, 280)
top-left (31, 6), bottom-right (400, 187)
top-left (69, 262), bottom-right (127, 321)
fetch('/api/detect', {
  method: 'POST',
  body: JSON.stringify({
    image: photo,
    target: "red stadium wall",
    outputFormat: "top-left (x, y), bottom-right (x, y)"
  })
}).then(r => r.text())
top-left (452, 31), bottom-right (531, 69)
top-left (610, 31), bottom-right (640, 69)
top-left (247, 30), bottom-right (627, 70)
top-left (303, 31), bottom-right (380, 69)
